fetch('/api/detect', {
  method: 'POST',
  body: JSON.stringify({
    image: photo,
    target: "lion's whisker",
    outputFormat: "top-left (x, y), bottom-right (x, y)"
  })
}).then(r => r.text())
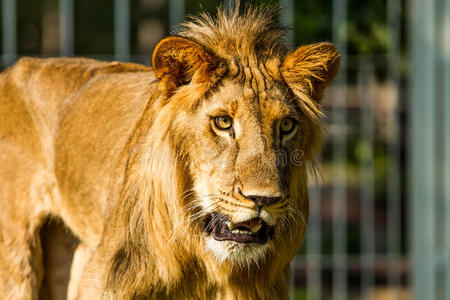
top-left (286, 203), bottom-right (307, 228)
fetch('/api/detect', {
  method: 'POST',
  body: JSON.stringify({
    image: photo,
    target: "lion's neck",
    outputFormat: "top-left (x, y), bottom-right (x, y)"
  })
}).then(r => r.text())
top-left (162, 254), bottom-right (291, 300)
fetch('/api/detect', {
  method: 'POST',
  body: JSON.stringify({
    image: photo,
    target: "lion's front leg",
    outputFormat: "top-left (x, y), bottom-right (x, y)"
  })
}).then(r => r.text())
top-left (73, 245), bottom-right (113, 299)
top-left (0, 221), bottom-right (44, 300)
top-left (67, 242), bottom-right (92, 300)
top-left (0, 151), bottom-right (49, 300)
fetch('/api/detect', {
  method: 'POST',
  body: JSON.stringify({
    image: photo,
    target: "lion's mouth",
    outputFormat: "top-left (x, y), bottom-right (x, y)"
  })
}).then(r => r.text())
top-left (204, 213), bottom-right (273, 244)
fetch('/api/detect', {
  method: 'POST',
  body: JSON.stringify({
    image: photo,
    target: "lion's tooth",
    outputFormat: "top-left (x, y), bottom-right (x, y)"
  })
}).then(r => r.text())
top-left (226, 222), bottom-right (235, 230)
top-left (250, 223), bottom-right (262, 233)
top-left (231, 229), bottom-right (251, 234)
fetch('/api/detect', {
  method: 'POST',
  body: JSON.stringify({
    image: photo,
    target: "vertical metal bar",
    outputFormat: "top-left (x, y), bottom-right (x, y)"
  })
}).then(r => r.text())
top-left (2, 0), bottom-right (17, 68)
top-left (332, 0), bottom-right (348, 298)
top-left (114, 0), bottom-right (130, 61)
top-left (443, 0), bottom-right (450, 298)
top-left (59, 0), bottom-right (74, 56)
top-left (169, 0), bottom-right (184, 29)
top-left (410, 0), bottom-right (436, 298)
top-left (386, 0), bottom-right (402, 296)
top-left (306, 186), bottom-right (322, 300)
top-left (279, 0), bottom-right (295, 45)
top-left (359, 62), bottom-right (375, 299)
top-left (224, 0), bottom-right (236, 11)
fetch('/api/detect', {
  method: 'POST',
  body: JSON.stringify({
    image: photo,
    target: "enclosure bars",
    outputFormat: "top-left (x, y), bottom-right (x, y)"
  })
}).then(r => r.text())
top-left (1, 0), bottom-right (17, 68)
top-left (331, 0), bottom-right (348, 299)
top-left (409, 0), bottom-right (437, 298)
top-left (61, 0), bottom-right (133, 60)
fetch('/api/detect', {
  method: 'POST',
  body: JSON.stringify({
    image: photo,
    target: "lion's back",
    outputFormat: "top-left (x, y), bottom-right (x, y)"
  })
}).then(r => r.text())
top-left (0, 57), bottom-right (152, 163)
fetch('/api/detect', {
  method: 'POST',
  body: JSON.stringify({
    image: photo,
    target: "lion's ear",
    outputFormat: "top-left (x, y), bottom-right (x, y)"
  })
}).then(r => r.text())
top-left (152, 36), bottom-right (227, 97)
top-left (281, 42), bottom-right (340, 101)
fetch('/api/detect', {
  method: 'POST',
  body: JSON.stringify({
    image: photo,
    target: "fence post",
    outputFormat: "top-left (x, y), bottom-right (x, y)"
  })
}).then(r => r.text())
top-left (306, 186), bottom-right (322, 300)
top-left (279, 0), bottom-right (294, 45)
top-left (359, 61), bottom-right (375, 299)
top-left (410, 0), bottom-right (437, 298)
top-left (386, 0), bottom-right (402, 294)
top-left (331, 0), bottom-right (348, 299)
top-left (59, 0), bottom-right (74, 56)
top-left (2, 0), bottom-right (17, 68)
top-left (169, 0), bottom-right (184, 29)
top-left (114, 0), bottom-right (130, 61)
top-left (443, 0), bottom-right (450, 298)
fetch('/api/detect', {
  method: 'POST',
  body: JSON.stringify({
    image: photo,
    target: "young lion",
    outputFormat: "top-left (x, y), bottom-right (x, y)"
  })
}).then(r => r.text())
top-left (0, 4), bottom-right (339, 300)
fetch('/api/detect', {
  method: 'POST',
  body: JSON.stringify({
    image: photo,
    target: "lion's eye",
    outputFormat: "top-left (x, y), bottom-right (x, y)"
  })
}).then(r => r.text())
top-left (280, 118), bottom-right (296, 135)
top-left (214, 115), bottom-right (233, 130)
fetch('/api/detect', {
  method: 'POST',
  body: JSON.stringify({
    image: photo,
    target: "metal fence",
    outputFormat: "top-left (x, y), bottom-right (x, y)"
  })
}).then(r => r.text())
top-left (1, 0), bottom-right (450, 299)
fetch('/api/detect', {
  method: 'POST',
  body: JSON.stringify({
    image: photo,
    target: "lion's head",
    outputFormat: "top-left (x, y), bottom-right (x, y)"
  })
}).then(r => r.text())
top-left (149, 6), bottom-right (339, 266)
top-left (109, 4), bottom-right (339, 296)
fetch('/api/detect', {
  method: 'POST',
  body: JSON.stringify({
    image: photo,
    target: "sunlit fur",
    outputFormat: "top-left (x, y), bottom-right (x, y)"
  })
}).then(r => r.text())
top-left (0, 3), bottom-right (339, 300)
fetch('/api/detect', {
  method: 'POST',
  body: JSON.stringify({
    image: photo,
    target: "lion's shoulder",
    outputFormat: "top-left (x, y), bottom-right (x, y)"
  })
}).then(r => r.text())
top-left (0, 57), bottom-right (155, 170)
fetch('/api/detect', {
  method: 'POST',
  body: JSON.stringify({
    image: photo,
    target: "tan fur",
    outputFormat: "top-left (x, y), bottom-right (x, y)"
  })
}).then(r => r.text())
top-left (0, 4), bottom-right (339, 299)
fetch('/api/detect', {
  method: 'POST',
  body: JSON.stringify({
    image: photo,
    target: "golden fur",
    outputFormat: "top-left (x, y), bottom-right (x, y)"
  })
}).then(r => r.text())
top-left (0, 4), bottom-right (339, 299)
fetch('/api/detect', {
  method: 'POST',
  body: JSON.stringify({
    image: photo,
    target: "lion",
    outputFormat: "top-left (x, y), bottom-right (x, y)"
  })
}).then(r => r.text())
top-left (0, 4), bottom-right (339, 299)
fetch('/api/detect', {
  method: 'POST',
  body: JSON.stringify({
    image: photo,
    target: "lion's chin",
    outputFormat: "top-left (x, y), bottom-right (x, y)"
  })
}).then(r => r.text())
top-left (205, 237), bottom-right (272, 267)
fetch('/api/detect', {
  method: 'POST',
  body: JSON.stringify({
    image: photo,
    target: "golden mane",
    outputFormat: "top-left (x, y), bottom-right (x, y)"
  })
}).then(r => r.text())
top-left (175, 4), bottom-right (288, 61)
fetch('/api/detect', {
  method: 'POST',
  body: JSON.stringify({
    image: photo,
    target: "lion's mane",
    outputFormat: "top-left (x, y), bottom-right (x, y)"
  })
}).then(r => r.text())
top-left (102, 5), bottom-right (338, 299)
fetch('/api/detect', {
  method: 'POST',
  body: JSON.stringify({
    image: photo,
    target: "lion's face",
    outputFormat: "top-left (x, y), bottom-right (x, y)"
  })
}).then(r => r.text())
top-left (152, 35), bottom-right (339, 267)
top-left (178, 78), bottom-right (308, 265)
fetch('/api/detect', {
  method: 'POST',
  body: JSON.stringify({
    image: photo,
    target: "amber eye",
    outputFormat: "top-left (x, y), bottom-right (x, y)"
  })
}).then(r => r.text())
top-left (280, 118), bottom-right (296, 135)
top-left (214, 115), bottom-right (233, 130)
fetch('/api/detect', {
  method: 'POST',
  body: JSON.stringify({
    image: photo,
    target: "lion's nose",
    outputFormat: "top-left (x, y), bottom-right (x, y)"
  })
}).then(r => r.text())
top-left (246, 195), bottom-right (282, 207)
